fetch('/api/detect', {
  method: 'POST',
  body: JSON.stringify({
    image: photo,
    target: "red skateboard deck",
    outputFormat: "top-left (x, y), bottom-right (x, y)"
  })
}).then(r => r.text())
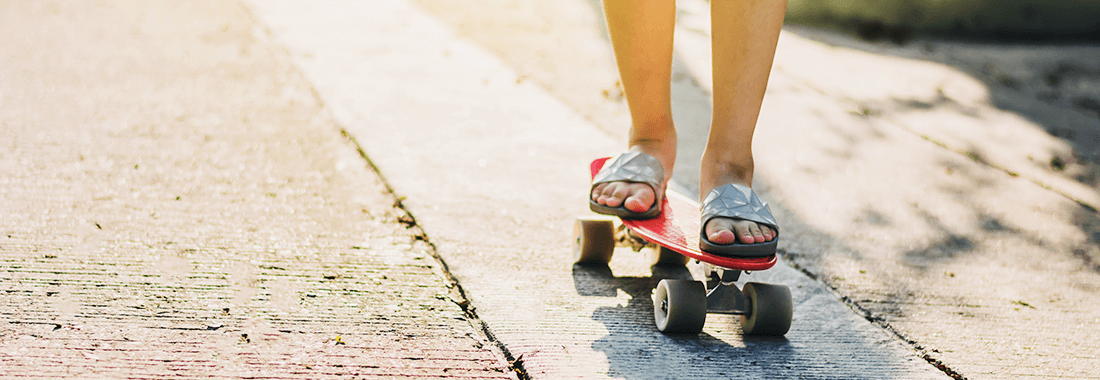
top-left (591, 157), bottom-right (777, 271)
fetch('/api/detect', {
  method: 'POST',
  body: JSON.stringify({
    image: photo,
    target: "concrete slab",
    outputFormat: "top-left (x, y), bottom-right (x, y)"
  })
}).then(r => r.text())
top-left (674, 4), bottom-right (1100, 379)
top-left (248, 0), bottom-right (950, 378)
top-left (0, 1), bottom-right (513, 378)
top-left (333, 0), bottom-right (1100, 378)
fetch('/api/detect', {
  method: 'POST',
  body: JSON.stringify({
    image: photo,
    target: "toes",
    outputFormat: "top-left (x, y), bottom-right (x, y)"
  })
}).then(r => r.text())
top-left (746, 223), bottom-right (765, 244)
top-left (593, 183), bottom-right (624, 207)
top-left (708, 229), bottom-right (737, 245)
top-left (591, 183), bottom-right (607, 201)
top-left (761, 226), bottom-right (775, 241)
top-left (593, 182), bottom-right (656, 212)
top-left (733, 222), bottom-right (758, 244)
top-left (608, 185), bottom-right (632, 208)
top-left (704, 218), bottom-right (737, 245)
top-left (623, 184), bottom-right (656, 213)
top-left (705, 218), bottom-right (776, 245)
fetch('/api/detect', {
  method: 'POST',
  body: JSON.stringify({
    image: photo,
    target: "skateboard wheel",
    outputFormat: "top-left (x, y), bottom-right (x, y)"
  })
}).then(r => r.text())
top-left (573, 217), bottom-right (616, 264)
top-left (652, 279), bottom-right (707, 334)
top-left (740, 282), bottom-right (793, 336)
top-left (650, 246), bottom-right (690, 267)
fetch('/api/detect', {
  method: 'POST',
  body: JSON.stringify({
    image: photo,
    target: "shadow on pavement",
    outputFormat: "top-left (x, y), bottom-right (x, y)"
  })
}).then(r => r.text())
top-left (787, 25), bottom-right (1100, 172)
top-left (571, 262), bottom-right (913, 380)
top-left (784, 24), bottom-right (1100, 277)
top-left (784, 24), bottom-right (1100, 217)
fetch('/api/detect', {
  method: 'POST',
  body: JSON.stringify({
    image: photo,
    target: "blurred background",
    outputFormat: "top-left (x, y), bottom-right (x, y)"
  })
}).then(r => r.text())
top-left (786, 0), bottom-right (1100, 41)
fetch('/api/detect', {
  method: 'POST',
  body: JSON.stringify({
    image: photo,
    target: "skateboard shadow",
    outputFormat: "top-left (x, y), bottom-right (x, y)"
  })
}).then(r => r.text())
top-left (571, 263), bottom-right (808, 379)
top-left (571, 262), bottom-right (694, 298)
top-left (572, 262), bottom-right (912, 379)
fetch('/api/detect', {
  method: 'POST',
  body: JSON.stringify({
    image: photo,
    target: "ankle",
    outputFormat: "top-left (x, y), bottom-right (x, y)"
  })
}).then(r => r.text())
top-left (628, 138), bottom-right (676, 156)
top-left (628, 139), bottom-right (676, 183)
top-left (699, 156), bottom-right (754, 196)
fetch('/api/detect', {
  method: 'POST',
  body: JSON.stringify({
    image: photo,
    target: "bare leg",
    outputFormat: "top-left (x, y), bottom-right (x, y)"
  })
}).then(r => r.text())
top-left (592, 0), bottom-right (677, 214)
top-left (701, 0), bottom-right (786, 244)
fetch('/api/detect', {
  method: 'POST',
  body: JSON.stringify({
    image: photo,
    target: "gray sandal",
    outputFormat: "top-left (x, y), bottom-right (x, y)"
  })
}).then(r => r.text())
top-left (590, 151), bottom-right (665, 219)
top-left (699, 184), bottom-right (779, 257)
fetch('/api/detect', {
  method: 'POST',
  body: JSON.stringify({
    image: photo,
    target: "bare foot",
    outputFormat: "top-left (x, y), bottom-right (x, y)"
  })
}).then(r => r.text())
top-left (591, 181), bottom-right (657, 214)
top-left (699, 157), bottom-right (776, 245)
top-left (592, 144), bottom-right (675, 215)
top-left (704, 217), bottom-right (775, 245)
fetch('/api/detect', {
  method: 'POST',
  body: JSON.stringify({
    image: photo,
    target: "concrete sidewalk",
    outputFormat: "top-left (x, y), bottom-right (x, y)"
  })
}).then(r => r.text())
top-left (409, 0), bottom-right (1100, 378)
top-left (250, 0), bottom-right (948, 379)
top-left (4, 0), bottom-right (1098, 379)
top-left (0, 1), bottom-right (514, 378)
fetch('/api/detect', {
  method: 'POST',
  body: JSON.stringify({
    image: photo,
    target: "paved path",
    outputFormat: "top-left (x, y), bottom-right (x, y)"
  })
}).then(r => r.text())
top-left (0, 1), bottom-right (513, 378)
top-left (410, 0), bottom-right (1100, 378)
top-left (250, 0), bottom-right (950, 378)
top-left (4, 0), bottom-right (1097, 378)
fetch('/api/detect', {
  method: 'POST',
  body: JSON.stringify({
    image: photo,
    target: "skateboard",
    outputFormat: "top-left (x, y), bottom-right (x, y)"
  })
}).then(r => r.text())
top-left (575, 157), bottom-right (793, 335)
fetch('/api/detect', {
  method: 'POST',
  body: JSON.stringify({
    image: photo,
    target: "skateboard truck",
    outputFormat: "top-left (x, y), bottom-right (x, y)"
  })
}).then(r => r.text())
top-left (702, 263), bottom-right (749, 315)
top-left (617, 223), bottom-right (652, 252)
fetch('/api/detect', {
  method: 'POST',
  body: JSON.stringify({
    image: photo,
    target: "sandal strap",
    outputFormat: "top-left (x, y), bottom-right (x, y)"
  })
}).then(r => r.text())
top-left (591, 151), bottom-right (664, 194)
